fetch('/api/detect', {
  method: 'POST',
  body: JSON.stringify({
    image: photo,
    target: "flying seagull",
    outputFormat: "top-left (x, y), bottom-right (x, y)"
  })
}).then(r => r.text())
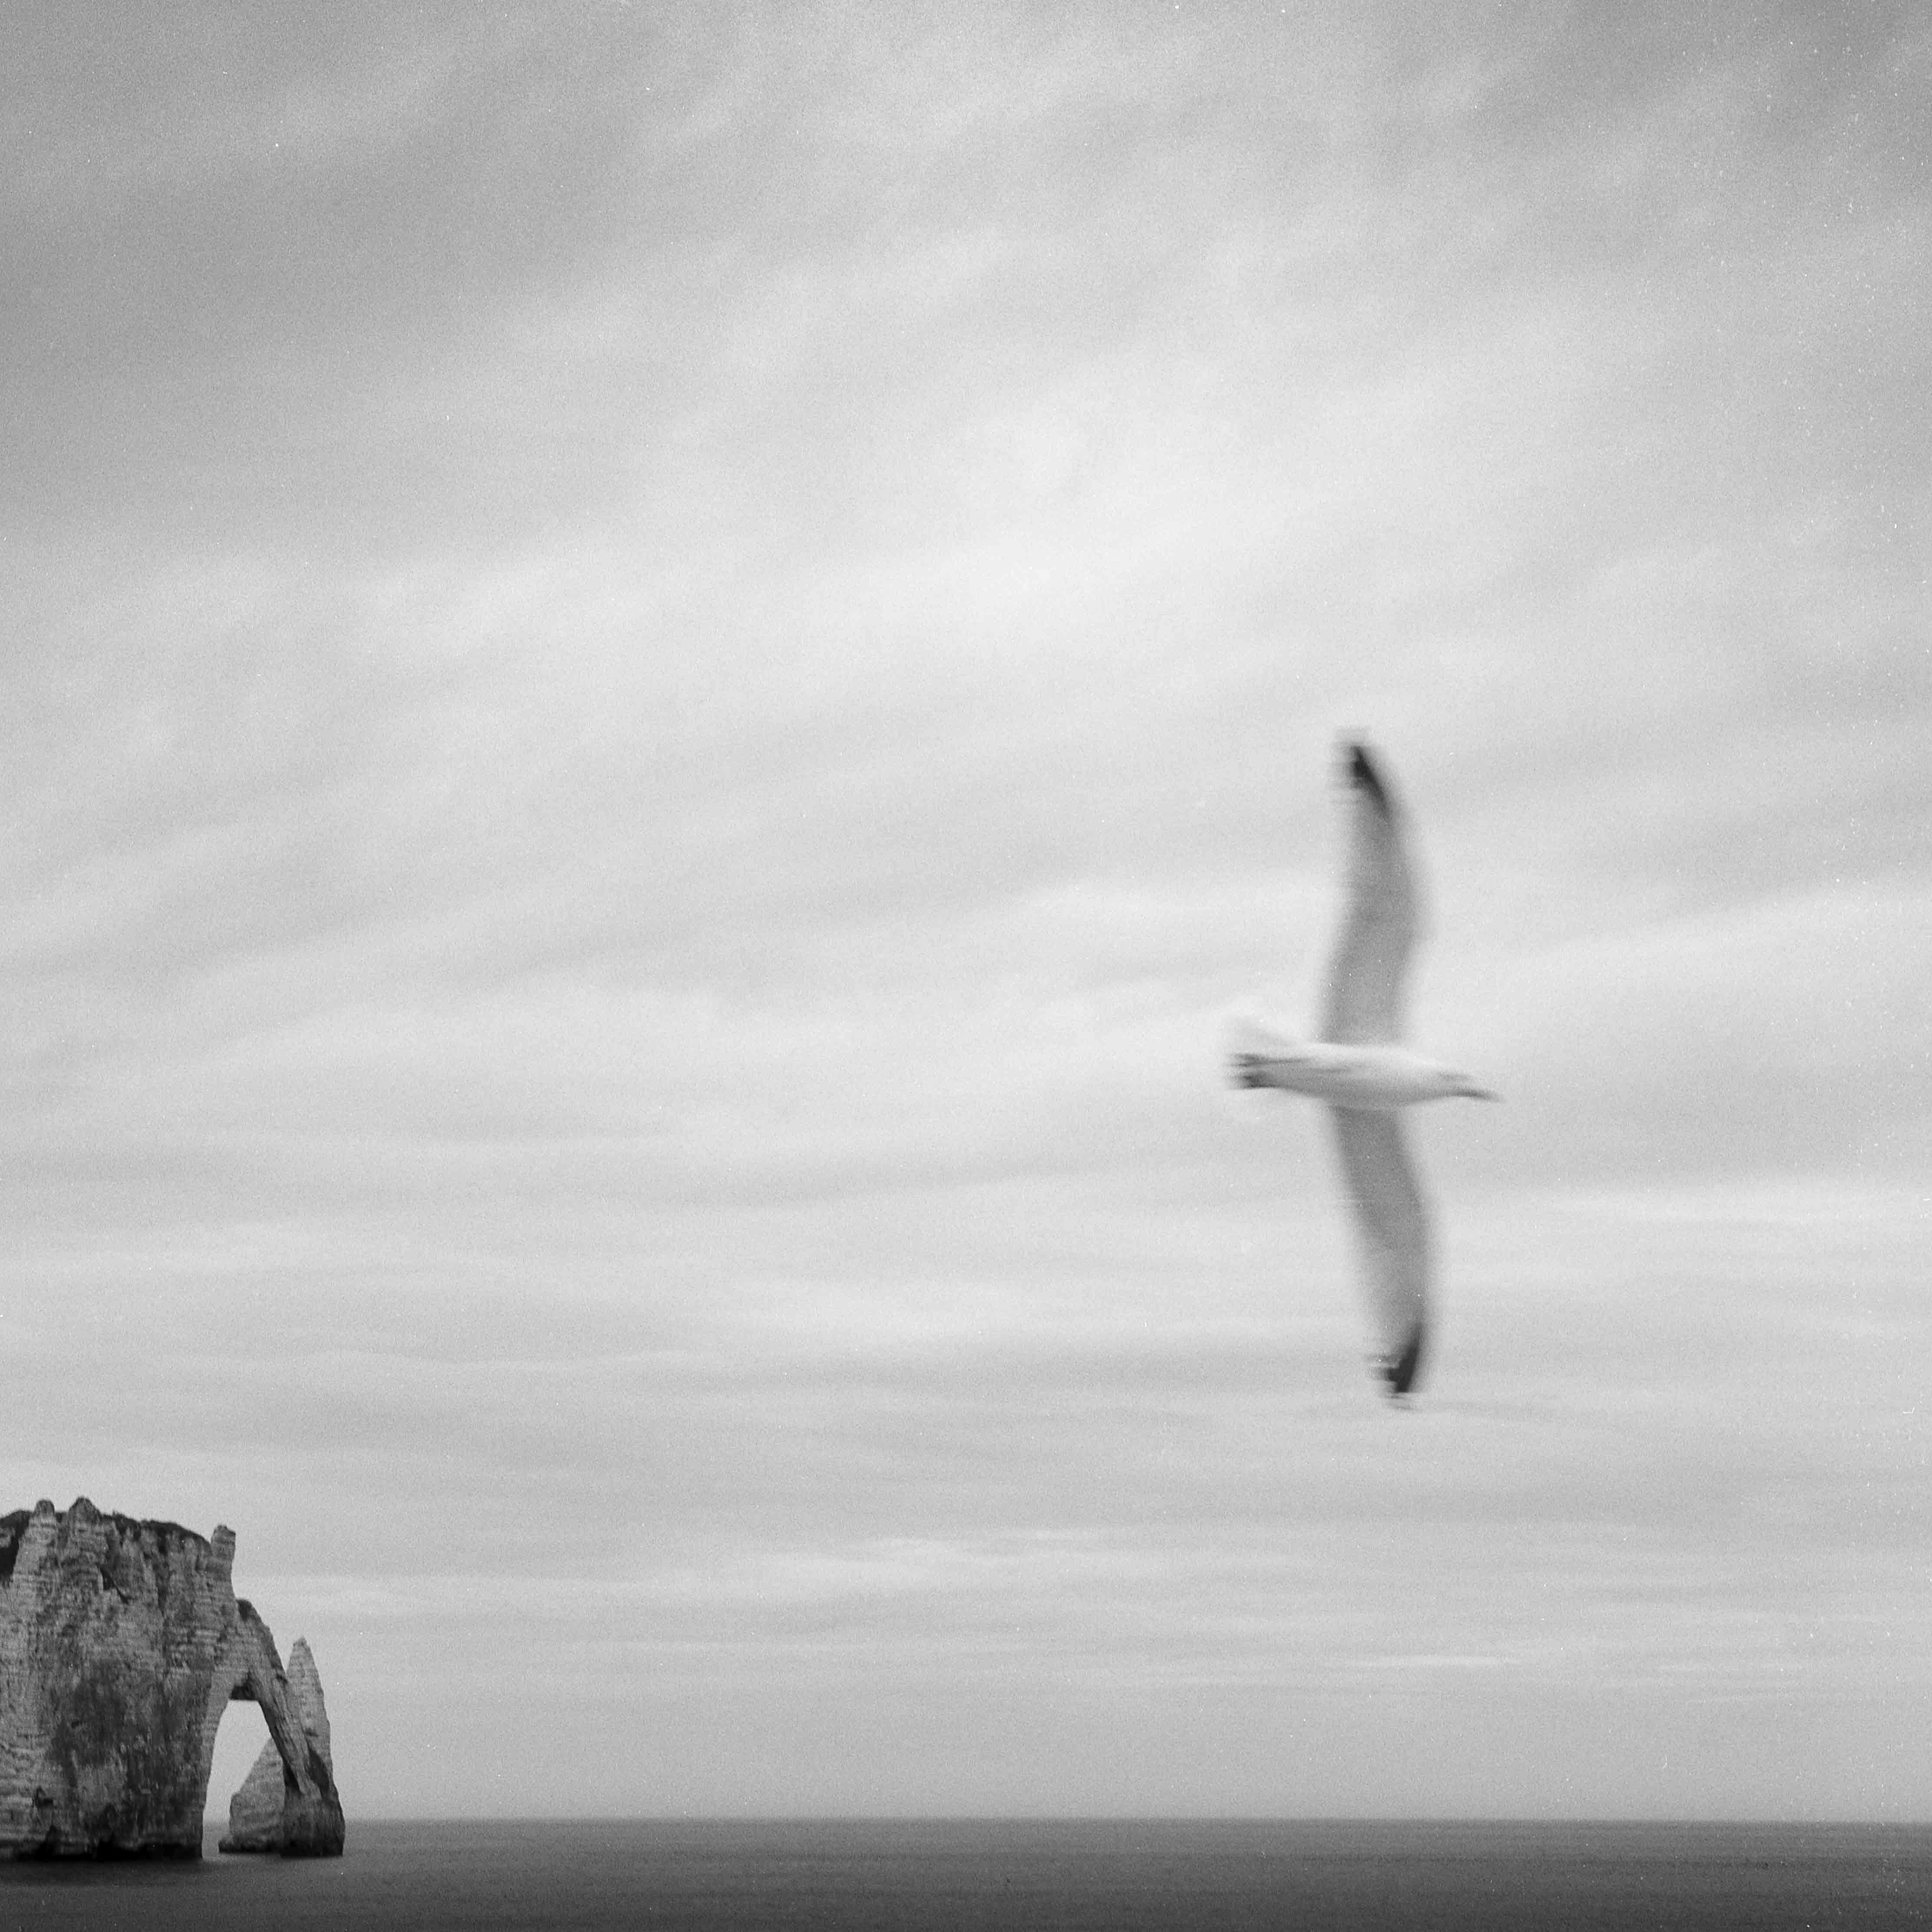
top-left (1228, 739), bottom-right (1496, 1398)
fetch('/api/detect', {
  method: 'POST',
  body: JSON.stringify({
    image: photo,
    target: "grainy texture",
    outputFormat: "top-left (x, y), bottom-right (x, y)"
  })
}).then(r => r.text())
top-left (220, 1638), bottom-right (335, 1855)
top-left (0, 1499), bottom-right (344, 1859)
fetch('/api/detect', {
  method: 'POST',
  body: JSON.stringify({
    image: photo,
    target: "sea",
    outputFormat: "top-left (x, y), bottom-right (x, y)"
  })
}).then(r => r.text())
top-left (1, 1820), bottom-right (1927, 1930)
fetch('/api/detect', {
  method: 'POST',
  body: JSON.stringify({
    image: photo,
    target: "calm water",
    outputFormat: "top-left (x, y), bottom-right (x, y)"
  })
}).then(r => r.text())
top-left (0, 1820), bottom-right (1927, 1930)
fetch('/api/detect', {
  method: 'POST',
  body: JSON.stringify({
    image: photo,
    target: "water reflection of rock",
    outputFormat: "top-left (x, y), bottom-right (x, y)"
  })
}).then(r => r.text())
top-left (0, 1498), bottom-right (344, 1859)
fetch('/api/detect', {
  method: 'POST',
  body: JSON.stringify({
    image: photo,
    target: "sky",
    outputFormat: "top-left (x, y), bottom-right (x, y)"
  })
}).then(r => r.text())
top-left (2, 1), bottom-right (1928, 1821)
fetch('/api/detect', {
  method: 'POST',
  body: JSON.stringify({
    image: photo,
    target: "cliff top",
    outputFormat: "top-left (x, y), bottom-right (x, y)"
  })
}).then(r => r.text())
top-left (0, 1499), bottom-right (226, 1589)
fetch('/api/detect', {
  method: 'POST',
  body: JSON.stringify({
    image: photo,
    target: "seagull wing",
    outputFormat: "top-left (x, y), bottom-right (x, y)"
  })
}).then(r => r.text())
top-left (1329, 1107), bottom-right (1430, 1396)
top-left (1320, 741), bottom-right (1421, 1044)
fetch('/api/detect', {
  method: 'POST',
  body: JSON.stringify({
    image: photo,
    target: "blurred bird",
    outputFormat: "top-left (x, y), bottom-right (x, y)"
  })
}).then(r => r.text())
top-left (1229, 739), bottom-right (1496, 1398)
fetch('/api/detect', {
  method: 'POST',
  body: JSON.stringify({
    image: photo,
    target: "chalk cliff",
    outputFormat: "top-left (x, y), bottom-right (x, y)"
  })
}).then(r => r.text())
top-left (0, 1498), bottom-right (344, 1859)
top-left (220, 1635), bottom-right (335, 1853)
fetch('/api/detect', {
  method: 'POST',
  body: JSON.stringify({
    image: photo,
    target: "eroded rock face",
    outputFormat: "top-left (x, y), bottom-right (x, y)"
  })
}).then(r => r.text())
top-left (0, 1499), bottom-right (344, 1859)
top-left (220, 1636), bottom-right (335, 1853)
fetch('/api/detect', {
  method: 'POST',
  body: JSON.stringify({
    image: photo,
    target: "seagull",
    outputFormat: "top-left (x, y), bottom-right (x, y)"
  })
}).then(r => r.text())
top-left (1228, 739), bottom-right (1496, 1398)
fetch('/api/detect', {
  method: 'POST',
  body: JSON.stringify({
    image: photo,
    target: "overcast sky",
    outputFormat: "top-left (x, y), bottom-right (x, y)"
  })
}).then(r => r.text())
top-left (3, 2), bottom-right (1928, 1821)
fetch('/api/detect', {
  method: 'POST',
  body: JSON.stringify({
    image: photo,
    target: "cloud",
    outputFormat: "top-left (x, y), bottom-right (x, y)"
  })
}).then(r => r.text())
top-left (2, 0), bottom-right (1929, 1819)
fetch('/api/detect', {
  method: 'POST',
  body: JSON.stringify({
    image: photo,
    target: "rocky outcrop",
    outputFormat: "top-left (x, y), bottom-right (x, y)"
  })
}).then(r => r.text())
top-left (220, 1636), bottom-right (334, 1853)
top-left (0, 1499), bottom-right (343, 1859)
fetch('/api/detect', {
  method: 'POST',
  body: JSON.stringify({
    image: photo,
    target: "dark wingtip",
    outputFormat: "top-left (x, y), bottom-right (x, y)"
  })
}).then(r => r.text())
top-left (1381, 1325), bottom-right (1425, 1399)
top-left (1342, 736), bottom-right (1391, 813)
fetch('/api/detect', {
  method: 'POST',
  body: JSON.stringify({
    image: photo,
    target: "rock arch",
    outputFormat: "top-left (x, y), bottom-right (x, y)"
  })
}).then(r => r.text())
top-left (219, 1634), bottom-right (336, 1853)
top-left (0, 1499), bottom-right (343, 1858)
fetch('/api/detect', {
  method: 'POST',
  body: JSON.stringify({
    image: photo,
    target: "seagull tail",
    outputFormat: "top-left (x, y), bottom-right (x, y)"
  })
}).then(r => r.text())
top-left (1225, 1012), bottom-right (1300, 1089)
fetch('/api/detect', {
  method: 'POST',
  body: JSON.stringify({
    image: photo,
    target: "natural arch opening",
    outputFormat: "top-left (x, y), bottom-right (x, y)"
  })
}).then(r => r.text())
top-left (206, 1697), bottom-right (271, 1841)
